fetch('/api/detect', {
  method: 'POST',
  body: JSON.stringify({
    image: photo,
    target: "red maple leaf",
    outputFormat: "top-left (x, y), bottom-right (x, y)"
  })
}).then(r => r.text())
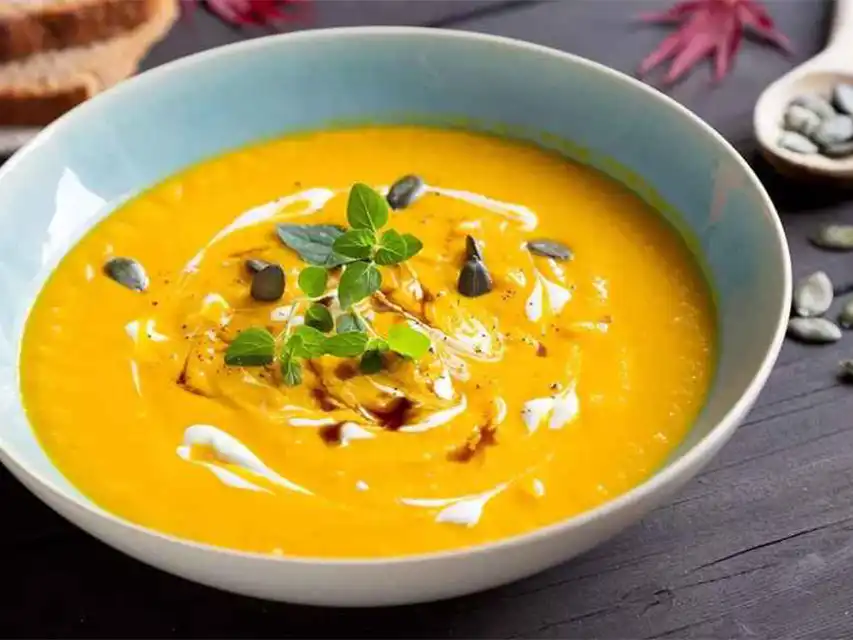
top-left (638, 0), bottom-right (792, 84)
top-left (182, 0), bottom-right (314, 28)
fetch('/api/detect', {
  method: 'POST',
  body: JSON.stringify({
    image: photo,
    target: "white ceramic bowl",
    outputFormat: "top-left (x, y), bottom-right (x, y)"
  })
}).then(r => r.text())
top-left (0, 28), bottom-right (790, 606)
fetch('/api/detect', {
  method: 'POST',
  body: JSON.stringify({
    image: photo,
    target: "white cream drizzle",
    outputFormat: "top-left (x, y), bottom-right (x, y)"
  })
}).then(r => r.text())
top-left (288, 417), bottom-right (338, 427)
top-left (200, 293), bottom-right (232, 327)
top-left (177, 424), bottom-right (311, 495)
top-left (401, 483), bottom-right (506, 527)
top-left (521, 383), bottom-right (580, 433)
top-left (525, 270), bottom-right (571, 322)
top-left (429, 186), bottom-right (538, 231)
top-left (339, 422), bottom-right (375, 446)
top-left (355, 480), bottom-right (369, 492)
top-left (432, 370), bottom-right (454, 400)
top-left (129, 360), bottom-right (141, 395)
top-left (399, 395), bottom-right (468, 433)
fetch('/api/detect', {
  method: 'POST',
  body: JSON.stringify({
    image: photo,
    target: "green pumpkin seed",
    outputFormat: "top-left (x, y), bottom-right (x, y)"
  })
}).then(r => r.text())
top-left (465, 235), bottom-right (483, 262)
top-left (104, 257), bottom-right (148, 292)
top-left (458, 259), bottom-right (492, 297)
top-left (811, 224), bottom-right (853, 251)
top-left (245, 258), bottom-right (272, 274)
top-left (787, 317), bottom-right (842, 344)
top-left (793, 271), bottom-right (833, 317)
top-left (250, 264), bottom-right (286, 302)
top-left (839, 359), bottom-right (853, 381)
top-left (833, 83), bottom-right (853, 115)
top-left (791, 94), bottom-right (836, 120)
top-left (526, 239), bottom-right (573, 261)
top-left (839, 299), bottom-right (853, 329)
top-left (386, 175), bottom-right (424, 210)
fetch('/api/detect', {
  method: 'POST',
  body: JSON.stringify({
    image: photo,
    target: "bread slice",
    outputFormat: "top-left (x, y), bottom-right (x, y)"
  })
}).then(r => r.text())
top-left (0, 0), bottom-right (165, 63)
top-left (0, 0), bottom-right (177, 127)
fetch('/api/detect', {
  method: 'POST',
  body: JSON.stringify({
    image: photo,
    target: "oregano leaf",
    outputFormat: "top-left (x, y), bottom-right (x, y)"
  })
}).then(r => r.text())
top-left (224, 327), bottom-right (275, 366)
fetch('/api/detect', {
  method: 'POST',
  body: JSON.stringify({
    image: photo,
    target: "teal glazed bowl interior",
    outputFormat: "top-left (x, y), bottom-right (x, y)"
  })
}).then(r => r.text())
top-left (0, 28), bottom-right (790, 606)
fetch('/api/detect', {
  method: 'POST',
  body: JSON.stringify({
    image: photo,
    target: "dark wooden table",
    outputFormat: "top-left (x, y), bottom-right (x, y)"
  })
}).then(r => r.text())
top-left (6, 2), bottom-right (853, 638)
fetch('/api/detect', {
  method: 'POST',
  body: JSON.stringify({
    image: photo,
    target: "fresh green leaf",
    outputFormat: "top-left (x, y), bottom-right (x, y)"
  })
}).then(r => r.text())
top-left (347, 183), bottom-right (389, 231)
top-left (336, 311), bottom-right (367, 334)
top-left (276, 224), bottom-right (352, 267)
top-left (360, 349), bottom-right (384, 374)
top-left (280, 354), bottom-right (302, 387)
top-left (322, 331), bottom-right (369, 358)
top-left (401, 233), bottom-right (424, 260)
top-left (288, 325), bottom-right (326, 358)
top-left (298, 266), bottom-right (328, 298)
top-left (332, 228), bottom-right (376, 260)
top-left (305, 303), bottom-right (334, 333)
top-left (367, 337), bottom-right (389, 352)
top-left (338, 261), bottom-right (381, 309)
top-left (374, 229), bottom-right (408, 265)
top-left (224, 327), bottom-right (275, 366)
top-left (387, 324), bottom-right (430, 359)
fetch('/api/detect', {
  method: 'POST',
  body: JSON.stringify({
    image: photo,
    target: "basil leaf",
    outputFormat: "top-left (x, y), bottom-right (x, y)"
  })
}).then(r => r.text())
top-left (402, 233), bottom-right (423, 260)
top-left (276, 224), bottom-right (351, 267)
top-left (387, 324), bottom-right (430, 359)
top-left (367, 337), bottom-right (389, 352)
top-left (305, 303), bottom-right (334, 333)
top-left (323, 331), bottom-right (369, 358)
top-left (224, 327), bottom-right (275, 366)
top-left (336, 311), bottom-right (366, 334)
top-left (374, 229), bottom-right (408, 265)
top-left (280, 354), bottom-right (302, 387)
top-left (360, 349), bottom-right (384, 374)
top-left (288, 325), bottom-right (326, 358)
top-left (298, 266), bottom-right (328, 298)
top-left (347, 183), bottom-right (389, 232)
top-left (338, 261), bottom-right (381, 309)
top-left (332, 228), bottom-right (375, 260)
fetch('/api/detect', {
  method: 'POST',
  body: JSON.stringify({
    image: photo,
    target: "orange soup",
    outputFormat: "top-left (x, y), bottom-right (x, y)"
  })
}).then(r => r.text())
top-left (21, 127), bottom-right (714, 557)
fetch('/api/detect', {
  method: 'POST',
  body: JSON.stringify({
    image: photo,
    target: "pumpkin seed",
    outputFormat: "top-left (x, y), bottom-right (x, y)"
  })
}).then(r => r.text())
top-left (791, 94), bottom-right (836, 120)
top-left (250, 264), bottom-right (285, 302)
top-left (832, 83), bottom-right (853, 116)
top-left (787, 317), bottom-right (842, 344)
top-left (104, 257), bottom-right (148, 292)
top-left (822, 140), bottom-right (853, 158)
top-left (839, 359), bottom-right (853, 381)
top-left (813, 115), bottom-right (853, 147)
top-left (839, 299), bottom-right (853, 329)
top-left (386, 175), bottom-right (424, 210)
top-left (458, 259), bottom-right (492, 297)
top-left (784, 104), bottom-right (822, 137)
top-left (245, 258), bottom-right (272, 274)
top-left (526, 239), bottom-right (573, 261)
top-left (811, 224), bottom-right (853, 251)
top-left (778, 131), bottom-right (818, 154)
top-left (793, 270), bottom-right (833, 317)
top-left (465, 235), bottom-right (483, 262)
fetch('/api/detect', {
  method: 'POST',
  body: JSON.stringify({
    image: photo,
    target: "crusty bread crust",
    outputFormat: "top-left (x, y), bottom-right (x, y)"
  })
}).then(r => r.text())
top-left (0, 0), bottom-right (177, 127)
top-left (0, 0), bottom-right (162, 63)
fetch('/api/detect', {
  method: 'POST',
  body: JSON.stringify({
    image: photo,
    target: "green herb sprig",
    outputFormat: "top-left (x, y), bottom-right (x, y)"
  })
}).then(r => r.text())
top-left (224, 182), bottom-right (429, 385)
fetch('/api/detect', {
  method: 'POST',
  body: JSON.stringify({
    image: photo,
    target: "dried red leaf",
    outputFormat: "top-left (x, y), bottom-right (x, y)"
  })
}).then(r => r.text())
top-left (182, 0), bottom-right (313, 28)
top-left (639, 0), bottom-right (791, 84)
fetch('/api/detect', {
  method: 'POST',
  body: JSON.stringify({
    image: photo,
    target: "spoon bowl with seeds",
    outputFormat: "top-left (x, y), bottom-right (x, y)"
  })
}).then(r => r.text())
top-left (754, 0), bottom-right (853, 180)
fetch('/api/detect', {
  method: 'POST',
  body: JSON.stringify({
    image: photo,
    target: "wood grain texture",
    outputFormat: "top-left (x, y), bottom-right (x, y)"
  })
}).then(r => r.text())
top-left (4, 1), bottom-right (853, 638)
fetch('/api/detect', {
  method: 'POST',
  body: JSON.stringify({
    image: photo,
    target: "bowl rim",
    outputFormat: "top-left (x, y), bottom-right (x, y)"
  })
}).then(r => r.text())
top-left (0, 25), bottom-right (792, 567)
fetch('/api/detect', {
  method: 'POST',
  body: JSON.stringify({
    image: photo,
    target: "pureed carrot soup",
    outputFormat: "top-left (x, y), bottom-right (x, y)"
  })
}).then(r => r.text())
top-left (21, 127), bottom-right (714, 557)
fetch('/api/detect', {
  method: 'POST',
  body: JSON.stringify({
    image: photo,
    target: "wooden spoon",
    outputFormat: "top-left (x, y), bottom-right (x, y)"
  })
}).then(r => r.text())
top-left (754, 0), bottom-right (853, 180)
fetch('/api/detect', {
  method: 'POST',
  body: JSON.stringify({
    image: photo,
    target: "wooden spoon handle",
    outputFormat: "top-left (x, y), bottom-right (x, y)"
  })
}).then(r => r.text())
top-left (829, 0), bottom-right (853, 52)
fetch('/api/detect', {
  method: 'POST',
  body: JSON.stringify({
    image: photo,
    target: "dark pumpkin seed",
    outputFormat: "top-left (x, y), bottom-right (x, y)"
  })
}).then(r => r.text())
top-left (250, 264), bottom-right (285, 302)
top-left (793, 270), bottom-right (833, 317)
top-left (811, 224), bottom-right (853, 250)
top-left (104, 257), bottom-right (148, 292)
top-left (386, 175), bottom-right (424, 210)
top-left (245, 258), bottom-right (272, 274)
top-left (458, 259), bottom-right (493, 297)
top-left (465, 235), bottom-right (483, 262)
top-left (787, 317), bottom-right (842, 344)
top-left (526, 239), bottom-right (573, 261)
